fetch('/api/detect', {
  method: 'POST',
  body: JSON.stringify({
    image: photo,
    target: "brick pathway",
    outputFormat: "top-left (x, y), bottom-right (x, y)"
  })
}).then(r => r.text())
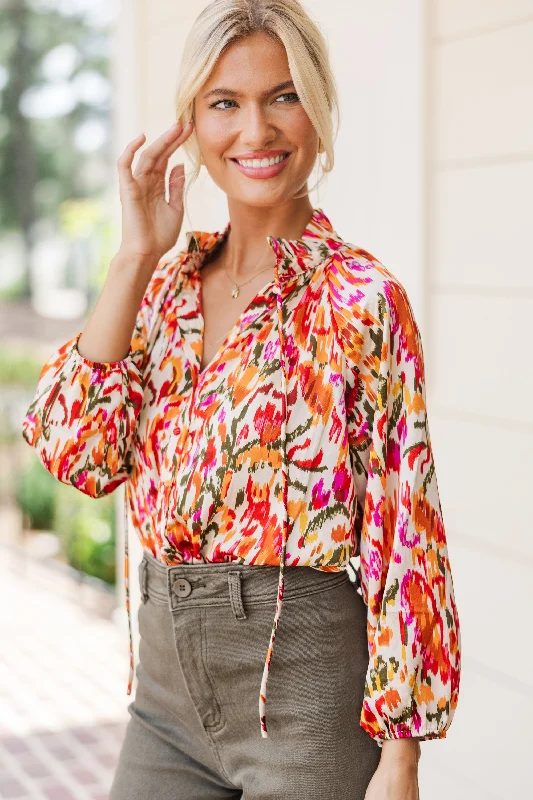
top-left (0, 550), bottom-right (131, 799)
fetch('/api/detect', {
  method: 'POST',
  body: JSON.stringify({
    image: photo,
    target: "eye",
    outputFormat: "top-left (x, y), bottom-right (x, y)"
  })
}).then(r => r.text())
top-left (275, 92), bottom-right (300, 103)
top-left (209, 98), bottom-right (238, 110)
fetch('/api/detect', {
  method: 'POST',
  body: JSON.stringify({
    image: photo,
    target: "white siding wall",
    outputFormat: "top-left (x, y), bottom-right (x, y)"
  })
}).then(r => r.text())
top-left (425, 1), bottom-right (533, 795)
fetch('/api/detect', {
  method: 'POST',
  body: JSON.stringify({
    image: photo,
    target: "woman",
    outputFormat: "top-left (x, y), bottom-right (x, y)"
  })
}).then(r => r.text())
top-left (22, 1), bottom-right (461, 797)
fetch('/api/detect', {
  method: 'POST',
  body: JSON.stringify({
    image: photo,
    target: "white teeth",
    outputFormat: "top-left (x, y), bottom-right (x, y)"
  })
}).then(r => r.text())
top-left (236, 153), bottom-right (287, 168)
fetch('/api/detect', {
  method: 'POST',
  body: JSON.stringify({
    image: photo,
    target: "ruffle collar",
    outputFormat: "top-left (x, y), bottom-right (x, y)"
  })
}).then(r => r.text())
top-left (182, 207), bottom-right (344, 283)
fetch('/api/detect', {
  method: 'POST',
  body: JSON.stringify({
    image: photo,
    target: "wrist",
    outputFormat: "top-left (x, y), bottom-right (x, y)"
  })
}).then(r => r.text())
top-left (111, 249), bottom-right (161, 276)
top-left (380, 738), bottom-right (421, 767)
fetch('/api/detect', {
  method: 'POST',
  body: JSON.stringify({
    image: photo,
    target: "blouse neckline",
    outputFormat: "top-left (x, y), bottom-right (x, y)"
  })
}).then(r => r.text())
top-left (181, 206), bottom-right (345, 283)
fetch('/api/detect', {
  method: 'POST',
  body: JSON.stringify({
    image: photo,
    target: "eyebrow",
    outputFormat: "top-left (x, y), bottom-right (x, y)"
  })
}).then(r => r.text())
top-left (202, 80), bottom-right (296, 100)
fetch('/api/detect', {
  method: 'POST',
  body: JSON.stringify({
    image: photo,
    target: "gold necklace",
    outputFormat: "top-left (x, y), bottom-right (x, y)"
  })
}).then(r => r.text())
top-left (205, 258), bottom-right (274, 349)
top-left (204, 249), bottom-right (276, 349)
top-left (222, 249), bottom-right (275, 298)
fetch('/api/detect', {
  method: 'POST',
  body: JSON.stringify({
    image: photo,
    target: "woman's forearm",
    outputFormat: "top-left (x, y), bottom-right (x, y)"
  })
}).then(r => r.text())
top-left (77, 250), bottom-right (160, 364)
top-left (380, 738), bottom-right (421, 765)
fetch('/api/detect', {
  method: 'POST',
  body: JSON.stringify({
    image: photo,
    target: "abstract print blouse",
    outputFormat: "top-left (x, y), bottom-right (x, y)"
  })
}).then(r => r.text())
top-left (21, 207), bottom-right (461, 746)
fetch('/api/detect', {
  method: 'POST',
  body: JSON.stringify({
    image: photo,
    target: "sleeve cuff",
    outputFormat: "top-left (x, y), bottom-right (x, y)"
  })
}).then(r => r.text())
top-left (71, 331), bottom-right (136, 371)
top-left (372, 727), bottom-right (448, 748)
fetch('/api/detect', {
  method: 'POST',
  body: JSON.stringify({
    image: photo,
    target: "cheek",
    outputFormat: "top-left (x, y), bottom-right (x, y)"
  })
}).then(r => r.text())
top-left (196, 114), bottom-right (234, 155)
top-left (284, 111), bottom-right (317, 152)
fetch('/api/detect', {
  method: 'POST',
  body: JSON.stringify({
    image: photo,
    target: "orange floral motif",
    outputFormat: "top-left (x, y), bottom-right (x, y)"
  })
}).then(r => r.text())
top-left (299, 362), bottom-right (334, 423)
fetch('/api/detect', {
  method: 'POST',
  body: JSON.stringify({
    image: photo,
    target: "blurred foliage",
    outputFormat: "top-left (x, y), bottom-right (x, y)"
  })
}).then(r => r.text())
top-left (15, 457), bottom-right (57, 530)
top-left (60, 197), bottom-right (103, 237)
top-left (0, 0), bottom-right (116, 298)
top-left (0, 345), bottom-right (44, 449)
top-left (14, 457), bottom-right (117, 585)
top-left (0, 278), bottom-right (26, 301)
top-left (0, 345), bottom-right (43, 387)
top-left (58, 196), bottom-right (119, 300)
top-left (54, 486), bottom-right (116, 584)
top-left (2, 2), bottom-right (121, 587)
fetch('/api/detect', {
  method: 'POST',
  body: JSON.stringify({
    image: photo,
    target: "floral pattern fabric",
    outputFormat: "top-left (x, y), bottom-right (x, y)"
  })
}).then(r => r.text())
top-left (22, 207), bottom-right (461, 745)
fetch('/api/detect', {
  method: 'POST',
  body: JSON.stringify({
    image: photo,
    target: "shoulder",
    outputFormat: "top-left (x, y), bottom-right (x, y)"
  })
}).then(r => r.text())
top-left (327, 240), bottom-right (420, 336)
top-left (325, 240), bottom-right (423, 377)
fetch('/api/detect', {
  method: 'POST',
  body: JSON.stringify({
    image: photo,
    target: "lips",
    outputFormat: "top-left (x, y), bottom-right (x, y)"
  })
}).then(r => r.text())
top-left (229, 152), bottom-right (291, 180)
top-left (230, 149), bottom-right (289, 161)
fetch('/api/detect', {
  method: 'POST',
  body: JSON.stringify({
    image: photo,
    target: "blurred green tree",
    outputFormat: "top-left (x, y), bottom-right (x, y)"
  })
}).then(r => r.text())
top-left (0, 0), bottom-right (114, 297)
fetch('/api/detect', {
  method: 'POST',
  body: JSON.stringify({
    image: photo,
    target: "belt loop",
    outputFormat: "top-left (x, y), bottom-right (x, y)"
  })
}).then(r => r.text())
top-left (228, 572), bottom-right (247, 620)
top-left (140, 559), bottom-right (149, 604)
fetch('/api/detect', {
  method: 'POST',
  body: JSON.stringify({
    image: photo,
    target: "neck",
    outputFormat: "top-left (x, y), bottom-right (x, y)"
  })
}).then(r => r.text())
top-left (221, 197), bottom-right (315, 281)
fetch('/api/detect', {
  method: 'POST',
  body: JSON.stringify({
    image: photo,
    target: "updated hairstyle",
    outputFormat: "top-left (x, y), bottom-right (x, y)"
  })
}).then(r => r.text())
top-left (175, 0), bottom-right (340, 203)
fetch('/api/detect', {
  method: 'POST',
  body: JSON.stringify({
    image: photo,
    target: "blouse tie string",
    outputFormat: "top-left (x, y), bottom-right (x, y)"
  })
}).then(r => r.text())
top-left (125, 483), bottom-right (135, 696)
top-left (258, 261), bottom-right (289, 738)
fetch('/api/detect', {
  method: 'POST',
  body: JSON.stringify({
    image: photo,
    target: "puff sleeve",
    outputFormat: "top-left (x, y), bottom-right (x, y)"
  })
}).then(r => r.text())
top-left (21, 256), bottom-right (174, 499)
top-left (333, 254), bottom-right (462, 746)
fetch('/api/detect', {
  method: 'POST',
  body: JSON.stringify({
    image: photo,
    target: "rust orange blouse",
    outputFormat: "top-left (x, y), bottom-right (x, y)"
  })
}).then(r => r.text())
top-left (21, 207), bottom-right (461, 744)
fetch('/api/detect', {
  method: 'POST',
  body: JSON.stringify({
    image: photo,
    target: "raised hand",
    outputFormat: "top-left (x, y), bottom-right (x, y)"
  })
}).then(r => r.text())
top-left (117, 119), bottom-right (194, 262)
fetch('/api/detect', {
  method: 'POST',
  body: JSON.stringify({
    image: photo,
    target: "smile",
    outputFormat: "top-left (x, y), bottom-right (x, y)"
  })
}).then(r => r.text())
top-left (229, 152), bottom-right (291, 179)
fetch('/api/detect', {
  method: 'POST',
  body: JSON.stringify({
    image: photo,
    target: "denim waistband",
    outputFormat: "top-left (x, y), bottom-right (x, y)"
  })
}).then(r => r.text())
top-left (138, 547), bottom-right (350, 614)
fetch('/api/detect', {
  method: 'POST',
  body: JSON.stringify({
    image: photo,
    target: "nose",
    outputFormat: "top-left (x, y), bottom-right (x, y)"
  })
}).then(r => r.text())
top-left (239, 102), bottom-right (277, 148)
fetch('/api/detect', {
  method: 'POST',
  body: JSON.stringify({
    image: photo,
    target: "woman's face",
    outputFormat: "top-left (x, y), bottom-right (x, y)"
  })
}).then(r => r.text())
top-left (193, 31), bottom-right (319, 207)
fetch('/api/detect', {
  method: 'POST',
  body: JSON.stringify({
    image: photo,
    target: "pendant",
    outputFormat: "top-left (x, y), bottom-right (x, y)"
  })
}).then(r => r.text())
top-left (231, 285), bottom-right (239, 298)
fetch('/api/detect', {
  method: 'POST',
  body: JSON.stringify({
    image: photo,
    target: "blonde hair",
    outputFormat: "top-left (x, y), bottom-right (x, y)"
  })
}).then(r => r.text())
top-left (175, 0), bottom-right (340, 204)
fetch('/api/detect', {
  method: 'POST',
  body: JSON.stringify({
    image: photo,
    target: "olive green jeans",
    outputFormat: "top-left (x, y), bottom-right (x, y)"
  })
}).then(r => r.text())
top-left (109, 548), bottom-right (381, 799)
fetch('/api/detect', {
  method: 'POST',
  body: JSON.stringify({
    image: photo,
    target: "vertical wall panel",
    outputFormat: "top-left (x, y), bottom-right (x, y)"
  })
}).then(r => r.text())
top-left (435, 22), bottom-right (533, 162)
top-left (427, 0), bottom-right (532, 789)
top-left (436, 0), bottom-right (533, 39)
top-left (431, 161), bottom-right (533, 290)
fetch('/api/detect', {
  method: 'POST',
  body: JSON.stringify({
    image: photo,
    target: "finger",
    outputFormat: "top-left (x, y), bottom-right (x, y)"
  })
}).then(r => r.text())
top-left (136, 120), bottom-right (192, 175)
top-left (153, 121), bottom-right (194, 172)
top-left (117, 133), bottom-right (146, 186)
top-left (135, 121), bottom-right (193, 180)
top-left (168, 163), bottom-right (185, 211)
top-left (145, 120), bottom-right (193, 175)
